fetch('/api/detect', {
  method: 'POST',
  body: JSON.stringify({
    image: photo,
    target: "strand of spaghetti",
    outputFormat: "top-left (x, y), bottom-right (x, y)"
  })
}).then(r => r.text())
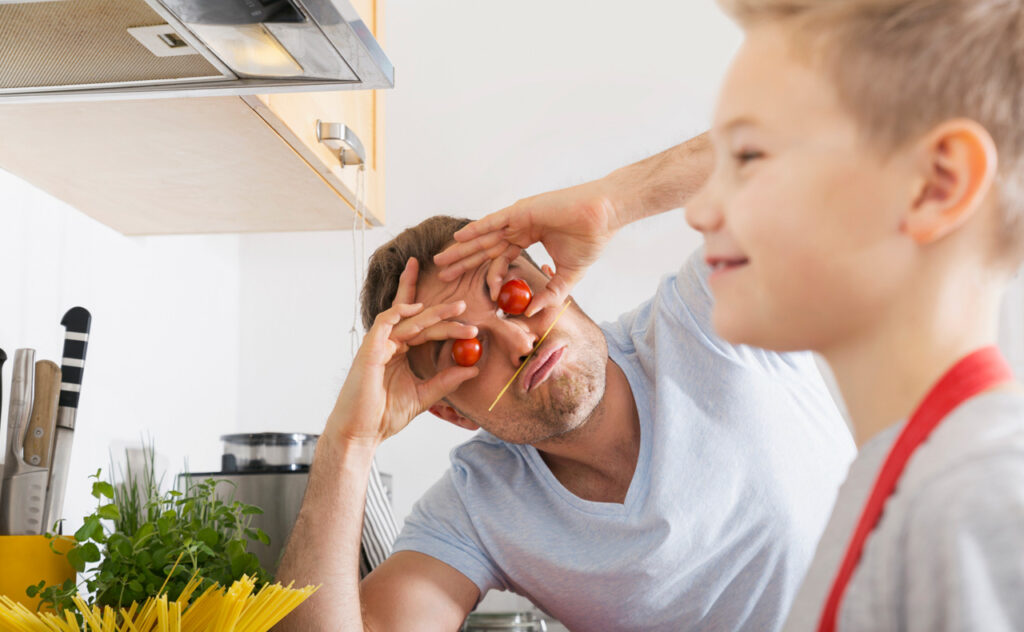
top-left (174, 573), bottom-right (203, 607)
top-left (180, 584), bottom-right (222, 630)
top-left (121, 609), bottom-right (143, 632)
top-left (71, 594), bottom-right (102, 632)
top-left (170, 600), bottom-right (181, 632)
top-left (122, 601), bottom-right (140, 629)
top-left (489, 300), bottom-right (573, 412)
top-left (156, 551), bottom-right (186, 599)
top-left (236, 582), bottom-right (280, 632)
top-left (256, 585), bottom-right (318, 632)
top-left (0, 596), bottom-right (50, 631)
top-left (102, 604), bottom-right (116, 632)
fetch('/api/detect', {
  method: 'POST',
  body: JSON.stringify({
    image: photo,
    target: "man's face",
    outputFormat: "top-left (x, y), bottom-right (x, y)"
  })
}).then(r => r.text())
top-left (408, 256), bottom-right (608, 444)
top-left (687, 23), bottom-right (916, 353)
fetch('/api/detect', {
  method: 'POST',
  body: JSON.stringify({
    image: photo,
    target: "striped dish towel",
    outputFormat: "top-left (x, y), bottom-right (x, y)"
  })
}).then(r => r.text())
top-left (359, 459), bottom-right (399, 577)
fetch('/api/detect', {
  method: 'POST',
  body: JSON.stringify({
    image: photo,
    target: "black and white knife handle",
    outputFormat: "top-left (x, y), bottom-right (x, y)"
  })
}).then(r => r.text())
top-left (58, 307), bottom-right (91, 424)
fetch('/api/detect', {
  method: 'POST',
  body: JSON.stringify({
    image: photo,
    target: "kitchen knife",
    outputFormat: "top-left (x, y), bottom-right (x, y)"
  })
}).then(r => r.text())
top-left (43, 307), bottom-right (91, 532)
top-left (0, 349), bottom-right (51, 535)
top-left (24, 361), bottom-right (61, 469)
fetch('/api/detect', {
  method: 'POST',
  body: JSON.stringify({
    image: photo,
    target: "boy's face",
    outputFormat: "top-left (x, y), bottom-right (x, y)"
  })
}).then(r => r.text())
top-left (407, 256), bottom-right (608, 445)
top-left (688, 23), bottom-right (917, 352)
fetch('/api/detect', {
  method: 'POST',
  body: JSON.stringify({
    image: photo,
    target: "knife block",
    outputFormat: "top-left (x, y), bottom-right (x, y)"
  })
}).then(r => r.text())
top-left (0, 535), bottom-right (75, 611)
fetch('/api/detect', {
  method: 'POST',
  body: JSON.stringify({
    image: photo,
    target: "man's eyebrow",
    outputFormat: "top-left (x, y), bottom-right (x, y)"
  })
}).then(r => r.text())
top-left (719, 115), bottom-right (759, 135)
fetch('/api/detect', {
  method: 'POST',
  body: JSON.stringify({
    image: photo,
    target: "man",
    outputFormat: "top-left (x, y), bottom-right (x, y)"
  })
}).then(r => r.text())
top-left (277, 134), bottom-right (855, 631)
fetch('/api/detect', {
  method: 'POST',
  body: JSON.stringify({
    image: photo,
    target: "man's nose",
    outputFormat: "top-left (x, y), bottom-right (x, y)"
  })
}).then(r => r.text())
top-left (490, 316), bottom-right (538, 366)
top-left (685, 181), bottom-right (725, 234)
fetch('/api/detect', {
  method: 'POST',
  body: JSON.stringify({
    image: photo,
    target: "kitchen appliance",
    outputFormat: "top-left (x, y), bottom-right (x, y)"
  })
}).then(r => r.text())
top-left (0, 0), bottom-right (393, 103)
top-left (44, 307), bottom-right (92, 532)
top-left (180, 432), bottom-right (320, 573)
top-left (180, 432), bottom-right (395, 574)
top-left (0, 349), bottom-right (51, 536)
top-left (462, 612), bottom-right (548, 631)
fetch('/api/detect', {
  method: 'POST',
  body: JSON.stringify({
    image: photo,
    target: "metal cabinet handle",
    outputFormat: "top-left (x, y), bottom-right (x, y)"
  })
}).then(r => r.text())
top-left (316, 120), bottom-right (365, 168)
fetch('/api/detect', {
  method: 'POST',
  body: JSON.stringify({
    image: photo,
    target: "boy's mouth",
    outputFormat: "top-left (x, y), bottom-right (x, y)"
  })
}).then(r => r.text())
top-left (706, 255), bottom-right (750, 273)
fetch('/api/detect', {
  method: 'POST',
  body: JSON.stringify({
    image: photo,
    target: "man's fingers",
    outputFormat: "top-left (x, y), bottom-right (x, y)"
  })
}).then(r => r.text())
top-left (393, 257), bottom-right (419, 306)
top-left (435, 235), bottom-right (514, 282)
top-left (525, 272), bottom-right (577, 317)
top-left (373, 302), bottom-right (425, 329)
top-left (435, 230), bottom-right (508, 268)
top-left (451, 209), bottom-right (512, 244)
top-left (436, 249), bottom-right (487, 282)
top-left (389, 301), bottom-right (468, 343)
top-left (486, 244), bottom-right (522, 301)
top-left (404, 321), bottom-right (478, 348)
top-left (418, 365), bottom-right (479, 406)
top-left (360, 304), bottom-right (423, 364)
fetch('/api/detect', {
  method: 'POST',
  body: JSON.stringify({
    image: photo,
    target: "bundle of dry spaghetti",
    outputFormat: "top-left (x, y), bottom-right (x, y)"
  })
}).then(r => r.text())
top-left (0, 574), bottom-right (317, 632)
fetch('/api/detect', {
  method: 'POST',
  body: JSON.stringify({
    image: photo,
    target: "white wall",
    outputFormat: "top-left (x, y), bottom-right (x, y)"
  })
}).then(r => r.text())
top-left (9, 0), bottom-right (1024, 616)
top-left (236, 0), bottom-right (743, 524)
top-left (232, 1), bottom-right (742, 611)
top-left (0, 169), bottom-right (240, 536)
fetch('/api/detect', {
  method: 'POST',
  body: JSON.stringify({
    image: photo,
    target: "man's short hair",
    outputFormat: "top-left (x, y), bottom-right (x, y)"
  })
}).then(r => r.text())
top-left (361, 216), bottom-right (472, 330)
top-left (361, 215), bottom-right (545, 331)
top-left (719, 0), bottom-right (1024, 266)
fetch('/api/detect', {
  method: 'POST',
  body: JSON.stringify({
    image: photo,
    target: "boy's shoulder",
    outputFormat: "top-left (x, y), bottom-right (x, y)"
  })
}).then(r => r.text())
top-left (900, 389), bottom-right (1024, 519)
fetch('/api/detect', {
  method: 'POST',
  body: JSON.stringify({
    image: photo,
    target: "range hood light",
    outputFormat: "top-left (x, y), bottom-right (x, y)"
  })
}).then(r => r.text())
top-left (187, 23), bottom-right (303, 77)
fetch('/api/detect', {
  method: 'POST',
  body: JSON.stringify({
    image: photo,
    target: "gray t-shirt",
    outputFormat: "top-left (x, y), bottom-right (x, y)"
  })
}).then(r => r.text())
top-left (394, 254), bottom-right (856, 630)
top-left (784, 390), bottom-right (1024, 631)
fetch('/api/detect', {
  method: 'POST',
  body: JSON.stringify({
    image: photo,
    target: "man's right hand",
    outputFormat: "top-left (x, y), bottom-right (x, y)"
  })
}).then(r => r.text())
top-left (325, 256), bottom-right (479, 448)
top-left (433, 177), bottom-right (625, 317)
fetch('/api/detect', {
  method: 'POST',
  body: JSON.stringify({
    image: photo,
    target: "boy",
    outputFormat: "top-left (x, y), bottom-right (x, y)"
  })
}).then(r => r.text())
top-left (438, 1), bottom-right (1024, 628)
top-left (686, 1), bottom-right (1024, 628)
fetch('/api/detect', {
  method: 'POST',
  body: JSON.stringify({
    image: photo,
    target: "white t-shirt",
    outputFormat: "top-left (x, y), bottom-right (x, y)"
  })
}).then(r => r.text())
top-left (393, 254), bottom-right (855, 630)
top-left (784, 390), bottom-right (1024, 631)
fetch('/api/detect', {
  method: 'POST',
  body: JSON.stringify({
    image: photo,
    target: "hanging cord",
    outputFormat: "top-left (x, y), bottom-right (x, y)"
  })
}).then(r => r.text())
top-left (350, 165), bottom-right (368, 360)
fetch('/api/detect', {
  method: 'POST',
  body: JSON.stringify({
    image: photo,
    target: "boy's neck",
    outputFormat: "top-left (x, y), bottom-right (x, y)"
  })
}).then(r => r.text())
top-left (823, 276), bottom-right (1004, 447)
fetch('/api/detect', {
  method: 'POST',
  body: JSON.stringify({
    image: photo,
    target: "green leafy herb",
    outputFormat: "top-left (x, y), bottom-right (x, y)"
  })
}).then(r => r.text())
top-left (32, 443), bottom-right (270, 618)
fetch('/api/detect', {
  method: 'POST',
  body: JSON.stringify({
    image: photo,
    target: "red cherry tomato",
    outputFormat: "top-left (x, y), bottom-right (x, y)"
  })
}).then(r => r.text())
top-left (452, 338), bottom-right (482, 367)
top-left (498, 279), bottom-right (532, 315)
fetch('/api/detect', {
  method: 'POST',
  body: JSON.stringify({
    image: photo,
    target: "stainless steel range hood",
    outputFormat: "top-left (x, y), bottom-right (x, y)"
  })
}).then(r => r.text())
top-left (0, 0), bottom-right (394, 103)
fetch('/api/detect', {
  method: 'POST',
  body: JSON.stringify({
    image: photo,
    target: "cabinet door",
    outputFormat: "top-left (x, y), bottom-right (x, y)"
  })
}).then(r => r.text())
top-left (243, 0), bottom-right (385, 226)
top-left (0, 0), bottom-right (386, 235)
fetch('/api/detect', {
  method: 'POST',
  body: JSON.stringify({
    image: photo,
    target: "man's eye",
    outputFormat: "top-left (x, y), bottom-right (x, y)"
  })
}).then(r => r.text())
top-left (734, 149), bottom-right (764, 165)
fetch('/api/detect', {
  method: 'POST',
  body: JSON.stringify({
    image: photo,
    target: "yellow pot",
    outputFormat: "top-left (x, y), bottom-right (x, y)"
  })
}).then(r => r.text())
top-left (0, 535), bottom-right (76, 611)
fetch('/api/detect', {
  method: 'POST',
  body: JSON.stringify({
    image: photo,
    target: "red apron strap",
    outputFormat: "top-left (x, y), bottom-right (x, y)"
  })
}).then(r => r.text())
top-left (817, 346), bottom-right (1013, 632)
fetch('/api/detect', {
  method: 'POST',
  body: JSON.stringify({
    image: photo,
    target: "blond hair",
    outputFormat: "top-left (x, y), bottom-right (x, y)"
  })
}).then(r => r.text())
top-left (719, 0), bottom-right (1024, 264)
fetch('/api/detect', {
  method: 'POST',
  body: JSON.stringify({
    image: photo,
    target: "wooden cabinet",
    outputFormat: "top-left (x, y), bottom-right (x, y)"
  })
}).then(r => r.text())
top-left (0, 0), bottom-right (385, 235)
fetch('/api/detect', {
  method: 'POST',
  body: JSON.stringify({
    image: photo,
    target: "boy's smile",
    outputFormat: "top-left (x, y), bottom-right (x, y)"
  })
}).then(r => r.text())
top-left (688, 23), bottom-right (918, 354)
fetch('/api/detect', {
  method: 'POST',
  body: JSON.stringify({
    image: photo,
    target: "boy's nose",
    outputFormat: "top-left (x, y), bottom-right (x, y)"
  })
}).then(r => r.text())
top-left (685, 184), bottom-right (724, 234)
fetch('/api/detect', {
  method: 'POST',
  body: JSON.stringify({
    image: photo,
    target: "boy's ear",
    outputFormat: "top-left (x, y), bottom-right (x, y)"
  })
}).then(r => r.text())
top-left (428, 402), bottom-right (480, 431)
top-left (905, 118), bottom-right (998, 244)
top-left (541, 264), bottom-right (555, 277)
